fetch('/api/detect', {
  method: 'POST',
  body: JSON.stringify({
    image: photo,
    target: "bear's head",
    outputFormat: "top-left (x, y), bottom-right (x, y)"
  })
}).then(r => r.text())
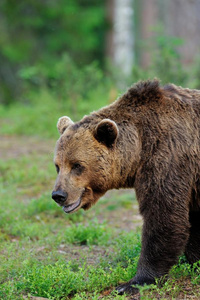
top-left (52, 115), bottom-right (120, 213)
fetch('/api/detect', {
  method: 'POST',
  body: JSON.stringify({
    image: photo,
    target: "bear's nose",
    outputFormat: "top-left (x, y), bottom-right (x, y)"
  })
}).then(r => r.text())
top-left (52, 190), bottom-right (68, 205)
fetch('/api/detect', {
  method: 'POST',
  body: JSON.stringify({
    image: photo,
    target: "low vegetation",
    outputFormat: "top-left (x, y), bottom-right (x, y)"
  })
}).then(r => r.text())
top-left (0, 132), bottom-right (200, 299)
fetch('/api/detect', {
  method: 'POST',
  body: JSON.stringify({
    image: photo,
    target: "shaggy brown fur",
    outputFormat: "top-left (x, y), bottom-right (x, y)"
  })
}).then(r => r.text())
top-left (52, 79), bottom-right (200, 295)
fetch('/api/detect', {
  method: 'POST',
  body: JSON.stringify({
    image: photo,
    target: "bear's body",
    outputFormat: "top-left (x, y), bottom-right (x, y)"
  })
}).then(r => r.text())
top-left (52, 80), bottom-right (200, 294)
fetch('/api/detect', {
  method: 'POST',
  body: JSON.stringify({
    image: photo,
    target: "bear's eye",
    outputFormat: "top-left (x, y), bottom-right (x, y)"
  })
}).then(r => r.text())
top-left (72, 163), bottom-right (82, 170)
top-left (55, 164), bottom-right (60, 174)
top-left (72, 163), bottom-right (84, 175)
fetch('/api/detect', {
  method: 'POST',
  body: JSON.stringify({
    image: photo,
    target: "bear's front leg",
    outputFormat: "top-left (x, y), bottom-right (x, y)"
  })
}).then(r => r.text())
top-left (116, 246), bottom-right (157, 295)
top-left (116, 197), bottom-right (190, 295)
top-left (185, 211), bottom-right (200, 264)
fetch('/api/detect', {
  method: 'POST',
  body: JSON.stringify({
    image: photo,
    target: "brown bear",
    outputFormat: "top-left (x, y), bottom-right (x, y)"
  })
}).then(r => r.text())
top-left (52, 79), bottom-right (200, 295)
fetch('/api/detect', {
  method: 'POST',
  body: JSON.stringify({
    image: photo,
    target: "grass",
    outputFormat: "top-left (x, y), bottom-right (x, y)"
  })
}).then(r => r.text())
top-left (0, 98), bottom-right (200, 299)
top-left (0, 85), bottom-right (110, 139)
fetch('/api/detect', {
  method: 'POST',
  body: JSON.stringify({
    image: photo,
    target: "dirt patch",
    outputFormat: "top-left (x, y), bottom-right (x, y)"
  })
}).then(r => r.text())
top-left (103, 202), bottom-right (142, 232)
top-left (57, 244), bottom-right (109, 265)
top-left (0, 135), bottom-right (55, 159)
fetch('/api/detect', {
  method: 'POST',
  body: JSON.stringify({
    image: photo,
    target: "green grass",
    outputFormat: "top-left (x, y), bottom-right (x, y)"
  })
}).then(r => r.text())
top-left (0, 101), bottom-right (200, 299)
top-left (0, 85), bottom-right (110, 139)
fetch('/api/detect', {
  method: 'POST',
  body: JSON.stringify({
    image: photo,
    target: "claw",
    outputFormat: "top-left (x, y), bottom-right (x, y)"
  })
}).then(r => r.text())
top-left (116, 281), bottom-right (139, 295)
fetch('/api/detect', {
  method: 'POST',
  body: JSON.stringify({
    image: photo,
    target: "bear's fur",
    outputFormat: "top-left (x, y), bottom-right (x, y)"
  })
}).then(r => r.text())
top-left (52, 80), bottom-right (200, 294)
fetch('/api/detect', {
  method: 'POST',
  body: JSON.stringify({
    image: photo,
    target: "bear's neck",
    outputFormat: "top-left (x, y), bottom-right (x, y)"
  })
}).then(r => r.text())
top-left (107, 125), bottom-right (141, 190)
top-left (113, 141), bottom-right (140, 189)
top-left (93, 102), bottom-right (142, 190)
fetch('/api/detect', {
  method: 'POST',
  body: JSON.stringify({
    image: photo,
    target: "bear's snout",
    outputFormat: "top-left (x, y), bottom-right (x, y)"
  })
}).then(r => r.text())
top-left (52, 190), bottom-right (68, 205)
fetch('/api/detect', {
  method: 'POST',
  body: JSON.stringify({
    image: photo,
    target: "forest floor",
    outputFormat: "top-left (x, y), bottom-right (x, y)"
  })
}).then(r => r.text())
top-left (0, 135), bottom-right (199, 300)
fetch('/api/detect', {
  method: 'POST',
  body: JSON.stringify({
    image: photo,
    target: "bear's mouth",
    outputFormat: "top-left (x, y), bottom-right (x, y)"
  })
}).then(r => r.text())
top-left (62, 197), bottom-right (81, 213)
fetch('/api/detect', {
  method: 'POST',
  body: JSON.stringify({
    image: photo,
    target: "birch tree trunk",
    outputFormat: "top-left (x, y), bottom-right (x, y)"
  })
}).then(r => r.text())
top-left (113, 0), bottom-right (134, 76)
top-left (106, 0), bottom-right (134, 78)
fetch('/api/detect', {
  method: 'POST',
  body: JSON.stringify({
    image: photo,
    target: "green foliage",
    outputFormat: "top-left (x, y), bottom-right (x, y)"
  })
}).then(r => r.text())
top-left (149, 33), bottom-right (188, 85)
top-left (129, 29), bottom-right (189, 87)
top-left (0, 53), bottom-right (112, 138)
top-left (188, 56), bottom-right (200, 89)
top-left (0, 258), bottom-right (132, 299)
top-left (0, 0), bottom-right (106, 104)
top-left (1, 0), bottom-right (200, 108)
top-left (19, 53), bottom-right (110, 117)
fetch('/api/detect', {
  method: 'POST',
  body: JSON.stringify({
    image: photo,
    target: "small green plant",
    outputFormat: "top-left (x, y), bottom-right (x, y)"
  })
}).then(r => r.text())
top-left (64, 219), bottom-right (111, 246)
top-left (114, 231), bottom-right (141, 266)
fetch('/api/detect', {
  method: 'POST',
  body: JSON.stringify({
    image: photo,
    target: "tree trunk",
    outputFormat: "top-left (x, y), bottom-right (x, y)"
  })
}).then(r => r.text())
top-left (140, 0), bottom-right (158, 68)
top-left (106, 0), bottom-right (134, 78)
top-left (163, 0), bottom-right (200, 65)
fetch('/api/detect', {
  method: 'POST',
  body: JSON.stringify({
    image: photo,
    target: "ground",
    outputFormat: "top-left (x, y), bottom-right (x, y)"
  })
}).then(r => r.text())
top-left (0, 135), bottom-right (199, 299)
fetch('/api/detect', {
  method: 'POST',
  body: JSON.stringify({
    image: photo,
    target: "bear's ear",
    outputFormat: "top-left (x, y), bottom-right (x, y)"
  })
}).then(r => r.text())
top-left (57, 116), bottom-right (74, 135)
top-left (94, 119), bottom-right (119, 147)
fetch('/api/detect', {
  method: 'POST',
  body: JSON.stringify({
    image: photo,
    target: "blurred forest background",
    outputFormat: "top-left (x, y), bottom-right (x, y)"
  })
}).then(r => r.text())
top-left (2, 2), bottom-right (200, 299)
top-left (0, 0), bottom-right (200, 136)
